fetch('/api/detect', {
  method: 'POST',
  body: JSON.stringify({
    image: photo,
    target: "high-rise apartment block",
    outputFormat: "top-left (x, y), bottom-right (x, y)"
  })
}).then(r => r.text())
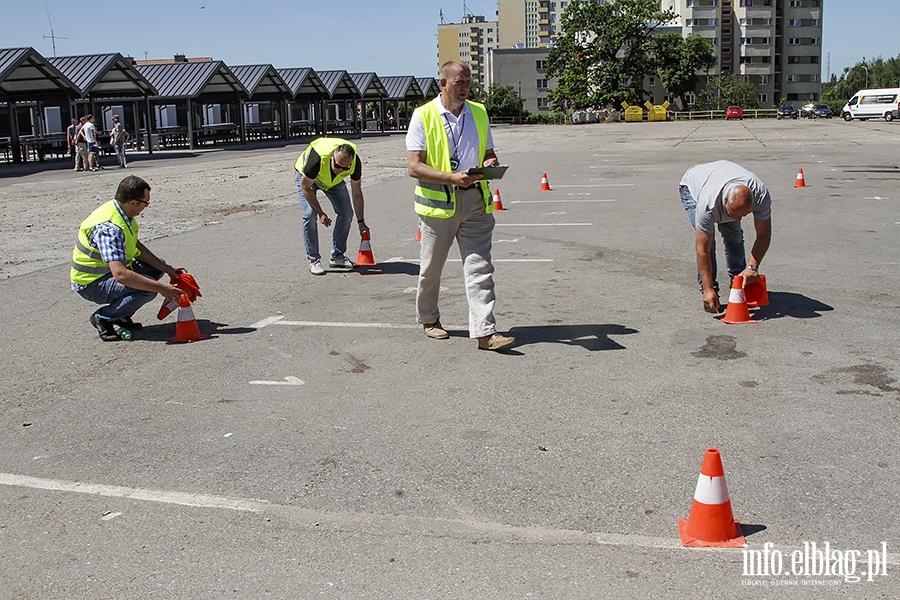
top-left (437, 15), bottom-right (500, 86)
top-left (663, 0), bottom-right (823, 106)
top-left (443, 1), bottom-right (823, 108)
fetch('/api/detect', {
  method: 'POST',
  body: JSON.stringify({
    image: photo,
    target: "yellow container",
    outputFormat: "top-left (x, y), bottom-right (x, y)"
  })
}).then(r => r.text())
top-left (621, 101), bottom-right (644, 122)
top-left (645, 101), bottom-right (670, 122)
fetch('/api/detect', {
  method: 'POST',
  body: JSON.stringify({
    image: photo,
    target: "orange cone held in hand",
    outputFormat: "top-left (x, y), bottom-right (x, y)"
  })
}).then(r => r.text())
top-left (540, 173), bottom-right (551, 191)
top-left (158, 273), bottom-right (202, 320)
top-left (794, 168), bottom-right (807, 188)
top-left (678, 448), bottom-right (747, 548)
top-left (721, 276), bottom-right (756, 324)
top-left (492, 189), bottom-right (505, 211)
top-left (354, 230), bottom-right (377, 266)
top-left (744, 274), bottom-right (769, 308)
top-left (168, 295), bottom-right (209, 343)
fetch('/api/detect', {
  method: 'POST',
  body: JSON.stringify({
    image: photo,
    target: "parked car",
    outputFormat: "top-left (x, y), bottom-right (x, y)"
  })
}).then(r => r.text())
top-left (725, 105), bottom-right (743, 119)
top-left (776, 104), bottom-right (799, 119)
top-left (801, 103), bottom-right (834, 119)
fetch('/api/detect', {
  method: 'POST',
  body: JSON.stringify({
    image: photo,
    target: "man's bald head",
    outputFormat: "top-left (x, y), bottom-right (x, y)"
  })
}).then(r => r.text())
top-left (724, 185), bottom-right (753, 220)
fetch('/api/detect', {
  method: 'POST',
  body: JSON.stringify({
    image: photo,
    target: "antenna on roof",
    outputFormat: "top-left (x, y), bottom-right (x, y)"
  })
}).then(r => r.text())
top-left (463, 0), bottom-right (474, 18)
top-left (42, 0), bottom-right (68, 57)
top-left (440, 9), bottom-right (446, 25)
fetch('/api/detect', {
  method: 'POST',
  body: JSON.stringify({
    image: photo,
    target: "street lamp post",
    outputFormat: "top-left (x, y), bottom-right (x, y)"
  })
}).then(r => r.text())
top-left (862, 65), bottom-right (869, 89)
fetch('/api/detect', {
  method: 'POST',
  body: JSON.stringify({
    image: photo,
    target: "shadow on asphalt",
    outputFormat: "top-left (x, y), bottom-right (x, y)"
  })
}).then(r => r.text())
top-left (739, 523), bottom-right (768, 538)
top-left (753, 292), bottom-right (834, 319)
top-left (128, 319), bottom-right (255, 343)
top-left (507, 323), bottom-right (639, 351)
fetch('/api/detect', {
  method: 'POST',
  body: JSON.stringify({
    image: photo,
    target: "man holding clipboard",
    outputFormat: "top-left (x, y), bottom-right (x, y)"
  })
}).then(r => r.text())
top-left (406, 61), bottom-right (515, 351)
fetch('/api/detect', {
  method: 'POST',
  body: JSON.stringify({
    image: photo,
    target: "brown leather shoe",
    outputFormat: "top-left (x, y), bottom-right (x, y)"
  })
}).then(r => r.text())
top-left (477, 332), bottom-right (515, 351)
top-left (423, 321), bottom-right (449, 339)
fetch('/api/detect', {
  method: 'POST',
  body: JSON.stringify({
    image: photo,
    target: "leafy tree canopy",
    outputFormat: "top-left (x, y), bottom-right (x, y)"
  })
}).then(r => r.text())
top-left (546, 0), bottom-right (677, 110)
top-left (822, 55), bottom-right (900, 111)
top-left (651, 33), bottom-right (716, 109)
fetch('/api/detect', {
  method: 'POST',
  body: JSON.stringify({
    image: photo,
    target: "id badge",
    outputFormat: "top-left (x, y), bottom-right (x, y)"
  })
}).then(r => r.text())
top-left (449, 157), bottom-right (460, 171)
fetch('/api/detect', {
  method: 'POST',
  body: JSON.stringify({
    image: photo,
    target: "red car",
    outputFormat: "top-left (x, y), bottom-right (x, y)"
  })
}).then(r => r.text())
top-left (725, 106), bottom-right (744, 119)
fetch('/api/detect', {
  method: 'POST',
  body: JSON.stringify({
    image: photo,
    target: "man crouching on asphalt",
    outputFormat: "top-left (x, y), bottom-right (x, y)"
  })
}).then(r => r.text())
top-left (71, 175), bottom-right (186, 341)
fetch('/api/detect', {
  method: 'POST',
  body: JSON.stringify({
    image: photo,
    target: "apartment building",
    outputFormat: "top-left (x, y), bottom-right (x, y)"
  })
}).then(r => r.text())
top-left (662, 0), bottom-right (823, 107)
top-left (437, 15), bottom-right (500, 87)
top-left (484, 47), bottom-right (554, 113)
top-left (498, 0), bottom-right (574, 49)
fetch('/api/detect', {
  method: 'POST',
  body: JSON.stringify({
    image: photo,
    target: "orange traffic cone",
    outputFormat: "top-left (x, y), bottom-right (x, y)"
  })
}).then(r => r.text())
top-left (492, 188), bottom-right (505, 211)
top-left (414, 225), bottom-right (421, 241)
top-left (354, 230), bottom-right (377, 266)
top-left (721, 276), bottom-right (756, 324)
top-left (167, 295), bottom-right (209, 343)
top-left (157, 273), bottom-right (202, 320)
top-left (794, 168), bottom-right (807, 188)
top-left (678, 448), bottom-right (747, 548)
top-left (744, 274), bottom-right (769, 308)
top-left (540, 173), bottom-right (551, 191)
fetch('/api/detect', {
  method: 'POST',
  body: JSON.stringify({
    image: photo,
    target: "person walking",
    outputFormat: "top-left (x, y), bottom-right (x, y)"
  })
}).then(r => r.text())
top-left (405, 61), bottom-right (515, 351)
top-left (110, 115), bottom-right (129, 168)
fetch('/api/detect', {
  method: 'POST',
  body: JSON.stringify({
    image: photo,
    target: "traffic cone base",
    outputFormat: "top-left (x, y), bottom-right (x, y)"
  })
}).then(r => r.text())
top-left (721, 276), bottom-right (756, 324)
top-left (540, 173), bottom-right (551, 191)
top-left (354, 231), bottom-right (377, 267)
top-left (794, 168), bottom-right (807, 188)
top-left (745, 274), bottom-right (769, 308)
top-left (679, 448), bottom-right (747, 548)
top-left (492, 189), bottom-right (505, 211)
top-left (168, 297), bottom-right (209, 343)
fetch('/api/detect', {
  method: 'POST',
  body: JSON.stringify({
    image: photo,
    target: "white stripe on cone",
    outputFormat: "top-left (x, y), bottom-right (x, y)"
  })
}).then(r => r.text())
top-left (177, 305), bottom-right (196, 322)
top-left (727, 287), bottom-right (746, 304)
top-left (359, 241), bottom-right (371, 251)
top-left (692, 474), bottom-right (731, 505)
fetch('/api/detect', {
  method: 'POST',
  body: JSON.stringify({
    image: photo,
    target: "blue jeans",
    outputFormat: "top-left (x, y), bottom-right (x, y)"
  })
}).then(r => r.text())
top-left (679, 185), bottom-right (746, 292)
top-left (294, 171), bottom-right (353, 262)
top-left (77, 260), bottom-right (163, 321)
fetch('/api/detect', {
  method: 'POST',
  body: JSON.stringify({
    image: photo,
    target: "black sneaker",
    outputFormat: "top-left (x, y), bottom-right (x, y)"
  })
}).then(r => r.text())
top-left (90, 313), bottom-right (120, 341)
top-left (114, 316), bottom-right (143, 330)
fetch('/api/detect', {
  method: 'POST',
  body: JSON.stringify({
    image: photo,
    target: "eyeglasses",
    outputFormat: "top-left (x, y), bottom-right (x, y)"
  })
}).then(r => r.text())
top-left (134, 198), bottom-right (150, 206)
top-left (332, 156), bottom-right (352, 172)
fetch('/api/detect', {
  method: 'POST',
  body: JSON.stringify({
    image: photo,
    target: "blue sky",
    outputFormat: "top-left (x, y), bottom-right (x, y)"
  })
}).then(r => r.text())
top-left (1, 1), bottom-right (895, 80)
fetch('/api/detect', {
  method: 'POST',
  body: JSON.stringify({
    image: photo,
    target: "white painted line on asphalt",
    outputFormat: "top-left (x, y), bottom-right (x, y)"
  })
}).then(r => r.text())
top-left (392, 258), bottom-right (553, 263)
top-left (551, 183), bottom-right (635, 188)
top-left (494, 238), bottom-right (520, 243)
top-left (0, 473), bottom-right (268, 513)
top-left (864, 196), bottom-right (890, 200)
top-left (274, 320), bottom-right (421, 329)
top-left (249, 376), bottom-right (305, 386)
top-left (250, 316), bottom-right (284, 329)
top-left (495, 223), bottom-right (592, 227)
top-left (509, 199), bottom-right (618, 203)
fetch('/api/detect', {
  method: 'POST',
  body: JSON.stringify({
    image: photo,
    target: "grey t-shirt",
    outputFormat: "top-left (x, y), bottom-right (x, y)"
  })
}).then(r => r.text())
top-left (680, 160), bottom-right (772, 234)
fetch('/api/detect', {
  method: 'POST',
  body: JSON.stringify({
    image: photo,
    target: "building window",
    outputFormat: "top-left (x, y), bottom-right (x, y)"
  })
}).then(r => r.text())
top-left (537, 79), bottom-right (548, 89)
top-left (649, 76), bottom-right (656, 87)
top-left (788, 38), bottom-right (801, 45)
top-left (810, 37), bottom-right (820, 45)
top-left (786, 74), bottom-right (799, 82)
top-left (789, 0), bottom-right (801, 6)
top-left (789, 19), bottom-right (802, 26)
top-left (811, 74), bottom-right (820, 82)
top-left (536, 60), bottom-right (547, 71)
top-left (759, 93), bottom-right (768, 104)
top-left (537, 98), bottom-right (549, 109)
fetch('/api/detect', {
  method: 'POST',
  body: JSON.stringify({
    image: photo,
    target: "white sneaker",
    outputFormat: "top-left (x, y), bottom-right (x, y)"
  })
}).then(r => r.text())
top-left (309, 260), bottom-right (325, 276)
top-left (328, 255), bottom-right (354, 269)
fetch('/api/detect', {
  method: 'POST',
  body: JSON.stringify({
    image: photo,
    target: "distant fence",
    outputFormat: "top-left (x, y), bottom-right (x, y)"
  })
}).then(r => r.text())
top-left (670, 108), bottom-right (778, 120)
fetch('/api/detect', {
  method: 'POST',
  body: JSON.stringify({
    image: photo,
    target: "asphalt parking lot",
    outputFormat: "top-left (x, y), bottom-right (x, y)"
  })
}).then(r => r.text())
top-left (1, 117), bottom-right (898, 598)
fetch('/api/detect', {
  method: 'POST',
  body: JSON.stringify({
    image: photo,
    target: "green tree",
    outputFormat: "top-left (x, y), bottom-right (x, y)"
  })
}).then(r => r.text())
top-left (547, 0), bottom-right (677, 110)
top-left (479, 84), bottom-right (526, 118)
top-left (698, 75), bottom-right (759, 109)
top-left (651, 33), bottom-right (716, 109)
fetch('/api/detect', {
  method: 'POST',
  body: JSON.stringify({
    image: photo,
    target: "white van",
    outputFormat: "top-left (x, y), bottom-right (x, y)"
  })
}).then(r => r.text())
top-left (841, 88), bottom-right (900, 122)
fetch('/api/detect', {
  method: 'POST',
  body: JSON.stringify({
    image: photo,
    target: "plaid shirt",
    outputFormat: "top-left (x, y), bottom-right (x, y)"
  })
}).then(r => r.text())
top-left (71, 202), bottom-right (133, 291)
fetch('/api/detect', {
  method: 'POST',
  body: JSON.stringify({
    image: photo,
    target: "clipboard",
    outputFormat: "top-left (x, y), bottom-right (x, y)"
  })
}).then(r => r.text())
top-left (467, 165), bottom-right (509, 180)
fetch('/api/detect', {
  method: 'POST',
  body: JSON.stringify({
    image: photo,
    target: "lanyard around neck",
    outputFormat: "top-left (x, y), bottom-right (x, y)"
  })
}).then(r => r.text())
top-left (442, 111), bottom-right (465, 159)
